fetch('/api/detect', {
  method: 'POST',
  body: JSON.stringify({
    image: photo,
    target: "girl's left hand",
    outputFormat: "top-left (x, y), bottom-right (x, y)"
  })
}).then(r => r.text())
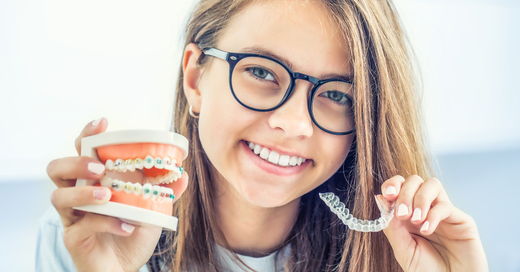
top-left (381, 175), bottom-right (488, 272)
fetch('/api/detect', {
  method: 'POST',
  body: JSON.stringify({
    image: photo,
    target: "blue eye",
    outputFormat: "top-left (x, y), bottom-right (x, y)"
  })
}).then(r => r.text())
top-left (246, 67), bottom-right (275, 81)
top-left (320, 90), bottom-right (349, 105)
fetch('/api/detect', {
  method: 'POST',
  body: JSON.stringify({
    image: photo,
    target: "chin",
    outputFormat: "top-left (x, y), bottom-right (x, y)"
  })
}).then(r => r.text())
top-left (239, 180), bottom-right (299, 208)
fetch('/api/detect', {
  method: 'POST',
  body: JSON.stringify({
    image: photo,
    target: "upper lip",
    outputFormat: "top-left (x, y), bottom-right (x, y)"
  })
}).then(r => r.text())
top-left (245, 140), bottom-right (310, 160)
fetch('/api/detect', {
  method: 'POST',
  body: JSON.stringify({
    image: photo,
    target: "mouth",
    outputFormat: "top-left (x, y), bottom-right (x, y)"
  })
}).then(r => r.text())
top-left (95, 143), bottom-right (185, 216)
top-left (244, 140), bottom-right (308, 167)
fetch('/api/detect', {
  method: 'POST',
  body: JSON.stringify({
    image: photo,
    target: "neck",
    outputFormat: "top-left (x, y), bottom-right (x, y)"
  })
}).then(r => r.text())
top-left (213, 174), bottom-right (300, 257)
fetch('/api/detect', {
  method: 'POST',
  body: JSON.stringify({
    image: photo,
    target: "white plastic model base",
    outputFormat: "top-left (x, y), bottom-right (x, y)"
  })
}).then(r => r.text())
top-left (320, 192), bottom-right (395, 232)
top-left (75, 130), bottom-right (189, 231)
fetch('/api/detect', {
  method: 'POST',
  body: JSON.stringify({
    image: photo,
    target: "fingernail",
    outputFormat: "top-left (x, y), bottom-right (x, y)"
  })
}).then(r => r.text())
top-left (91, 118), bottom-right (103, 127)
top-left (421, 221), bottom-right (430, 232)
top-left (411, 208), bottom-right (422, 221)
top-left (88, 162), bottom-right (105, 175)
top-left (93, 188), bottom-right (107, 200)
top-left (397, 204), bottom-right (408, 216)
top-left (385, 186), bottom-right (397, 195)
top-left (121, 222), bottom-right (135, 233)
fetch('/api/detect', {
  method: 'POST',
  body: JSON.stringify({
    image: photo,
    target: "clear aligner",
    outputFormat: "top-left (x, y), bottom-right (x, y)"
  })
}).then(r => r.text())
top-left (100, 176), bottom-right (175, 202)
top-left (319, 192), bottom-right (395, 232)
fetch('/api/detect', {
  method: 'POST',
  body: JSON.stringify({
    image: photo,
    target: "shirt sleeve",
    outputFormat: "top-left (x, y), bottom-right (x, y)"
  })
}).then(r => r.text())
top-left (35, 206), bottom-right (77, 272)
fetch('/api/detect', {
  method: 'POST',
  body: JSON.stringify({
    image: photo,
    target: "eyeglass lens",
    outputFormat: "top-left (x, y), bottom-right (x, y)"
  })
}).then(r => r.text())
top-left (231, 56), bottom-right (355, 134)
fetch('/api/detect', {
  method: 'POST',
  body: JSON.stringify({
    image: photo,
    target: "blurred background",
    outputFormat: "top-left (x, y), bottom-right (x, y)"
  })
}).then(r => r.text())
top-left (1, 0), bottom-right (518, 271)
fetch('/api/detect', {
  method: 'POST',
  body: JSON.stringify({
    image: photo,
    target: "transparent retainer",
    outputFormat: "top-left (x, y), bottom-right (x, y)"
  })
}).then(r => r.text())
top-left (319, 192), bottom-right (395, 232)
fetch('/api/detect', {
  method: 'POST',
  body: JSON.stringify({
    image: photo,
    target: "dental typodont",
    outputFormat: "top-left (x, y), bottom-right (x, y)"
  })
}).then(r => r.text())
top-left (96, 143), bottom-right (186, 216)
top-left (320, 192), bottom-right (395, 232)
top-left (75, 130), bottom-right (189, 231)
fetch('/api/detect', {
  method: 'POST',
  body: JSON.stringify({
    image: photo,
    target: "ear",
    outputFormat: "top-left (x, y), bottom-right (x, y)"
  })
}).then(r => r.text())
top-left (183, 43), bottom-right (204, 114)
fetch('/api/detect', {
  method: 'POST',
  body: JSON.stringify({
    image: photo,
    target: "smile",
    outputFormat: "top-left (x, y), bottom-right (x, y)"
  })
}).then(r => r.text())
top-left (245, 141), bottom-right (307, 167)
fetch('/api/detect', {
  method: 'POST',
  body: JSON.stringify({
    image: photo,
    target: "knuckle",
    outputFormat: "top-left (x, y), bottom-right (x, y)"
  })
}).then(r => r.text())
top-left (426, 177), bottom-right (442, 186)
top-left (409, 174), bottom-right (424, 183)
top-left (46, 159), bottom-right (58, 178)
top-left (50, 189), bottom-right (60, 207)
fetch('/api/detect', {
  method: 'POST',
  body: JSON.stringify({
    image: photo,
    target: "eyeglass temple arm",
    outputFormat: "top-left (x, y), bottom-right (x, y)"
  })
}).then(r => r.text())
top-left (202, 48), bottom-right (228, 61)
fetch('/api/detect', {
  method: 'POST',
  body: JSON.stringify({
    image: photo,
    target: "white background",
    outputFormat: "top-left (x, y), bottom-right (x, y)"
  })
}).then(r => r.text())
top-left (0, 0), bottom-right (519, 271)
top-left (1, 0), bottom-right (519, 181)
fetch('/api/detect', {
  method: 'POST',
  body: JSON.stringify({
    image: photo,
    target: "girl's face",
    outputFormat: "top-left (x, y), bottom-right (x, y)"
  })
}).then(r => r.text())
top-left (193, 1), bottom-right (354, 207)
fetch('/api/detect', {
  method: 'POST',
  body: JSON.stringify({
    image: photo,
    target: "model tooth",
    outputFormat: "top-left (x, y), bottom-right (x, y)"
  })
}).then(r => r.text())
top-left (114, 159), bottom-right (125, 172)
top-left (167, 188), bottom-right (174, 202)
top-left (111, 179), bottom-right (124, 191)
top-left (297, 157), bottom-right (303, 166)
top-left (134, 158), bottom-right (143, 169)
top-left (123, 182), bottom-right (133, 194)
top-left (100, 175), bottom-right (112, 187)
top-left (159, 187), bottom-right (168, 200)
top-left (268, 151), bottom-right (280, 164)
top-left (133, 183), bottom-right (142, 195)
top-left (302, 158), bottom-right (306, 163)
top-left (278, 155), bottom-right (290, 166)
top-left (105, 159), bottom-right (115, 171)
top-left (259, 148), bottom-right (269, 160)
top-left (125, 159), bottom-right (135, 171)
top-left (142, 183), bottom-right (152, 199)
top-left (164, 157), bottom-right (173, 170)
top-left (289, 156), bottom-right (298, 166)
top-left (248, 142), bottom-right (255, 149)
top-left (253, 144), bottom-right (261, 155)
top-left (151, 185), bottom-right (161, 200)
top-left (154, 157), bottom-right (164, 169)
top-left (144, 155), bottom-right (154, 169)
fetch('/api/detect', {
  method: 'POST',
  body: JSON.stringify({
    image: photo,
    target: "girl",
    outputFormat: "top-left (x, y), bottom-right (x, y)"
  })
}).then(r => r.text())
top-left (43, 0), bottom-right (488, 271)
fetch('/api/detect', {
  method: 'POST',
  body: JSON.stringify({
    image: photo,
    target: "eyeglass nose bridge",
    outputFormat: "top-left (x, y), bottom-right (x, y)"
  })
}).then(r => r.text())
top-left (279, 72), bottom-right (321, 109)
top-left (293, 72), bottom-right (320, 85)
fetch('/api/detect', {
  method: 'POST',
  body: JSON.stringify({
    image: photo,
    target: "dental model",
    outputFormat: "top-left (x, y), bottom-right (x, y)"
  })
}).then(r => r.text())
top-left (75, 130), bottom-right (188, 231)
top-left (320, 192), bottom-right (395, 232)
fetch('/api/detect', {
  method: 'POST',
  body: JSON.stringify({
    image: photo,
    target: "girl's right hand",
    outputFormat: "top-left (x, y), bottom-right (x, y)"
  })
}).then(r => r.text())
top-left (46, 118), bottom-right (182, 272)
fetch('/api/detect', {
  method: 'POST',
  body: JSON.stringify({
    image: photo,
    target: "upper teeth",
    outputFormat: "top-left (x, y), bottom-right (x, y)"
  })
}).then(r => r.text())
top-left (247, 141), bottom-right (306, 166)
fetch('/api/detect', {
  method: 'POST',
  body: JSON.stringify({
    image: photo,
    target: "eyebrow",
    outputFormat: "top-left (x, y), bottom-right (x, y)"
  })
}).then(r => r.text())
top-left (239, 46), bottom-right (353, 82)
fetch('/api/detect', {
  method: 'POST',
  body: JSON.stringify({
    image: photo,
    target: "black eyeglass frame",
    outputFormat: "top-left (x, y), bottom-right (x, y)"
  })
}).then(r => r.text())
top-left (201, 47), bottom-right (356, 136)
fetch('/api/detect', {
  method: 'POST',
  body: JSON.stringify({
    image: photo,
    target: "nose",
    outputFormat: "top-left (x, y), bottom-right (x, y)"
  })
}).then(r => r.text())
top-left (267, 80), bottom-right (314, 138)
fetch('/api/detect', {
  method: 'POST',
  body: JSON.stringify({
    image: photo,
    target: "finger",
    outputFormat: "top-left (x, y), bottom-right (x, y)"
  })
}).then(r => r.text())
top-left (382, 216), bottom-right (415, 268)
top-left (419, 201), bottom-right (452, 235)
top-left (395, 175), bottom-right (424, 220)
top-left (63, 212), bottom-right (135, 252)
top-left (47, 156), bottom-right (106, 188)
top-left (410, 178), bottom-right (443, 225)
top-left (381, 175), bottom-right (405, 201)
top-left (164, 172), bottom-right (189, 204)
top-left (51, 186), bottom-right (112, 227)
top-left (75, 118), bottom-right (108, 155)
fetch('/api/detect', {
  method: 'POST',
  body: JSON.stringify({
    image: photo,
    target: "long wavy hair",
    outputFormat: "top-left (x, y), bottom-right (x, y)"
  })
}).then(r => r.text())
top-left (148, 0), bottom-right (432, 271)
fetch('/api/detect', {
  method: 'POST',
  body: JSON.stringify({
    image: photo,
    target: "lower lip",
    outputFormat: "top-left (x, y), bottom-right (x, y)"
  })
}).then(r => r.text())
top-left (241, 140), bottom-right (310, 176)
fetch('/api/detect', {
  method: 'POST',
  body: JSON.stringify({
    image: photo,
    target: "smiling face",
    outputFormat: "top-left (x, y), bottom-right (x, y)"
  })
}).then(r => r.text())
top-left (188, 0), bottom-right (354, 208)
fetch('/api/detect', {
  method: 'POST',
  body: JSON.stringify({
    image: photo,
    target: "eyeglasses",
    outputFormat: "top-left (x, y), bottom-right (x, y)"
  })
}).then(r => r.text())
top-left (201, 47), bottom-right (356, 135)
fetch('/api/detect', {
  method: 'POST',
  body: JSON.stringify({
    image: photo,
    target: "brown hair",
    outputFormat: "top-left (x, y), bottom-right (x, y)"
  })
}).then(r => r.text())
top-left (149, 0), bottom-right (432, 271)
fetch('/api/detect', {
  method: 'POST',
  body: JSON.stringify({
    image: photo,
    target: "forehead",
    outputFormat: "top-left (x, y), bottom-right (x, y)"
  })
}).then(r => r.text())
top-left (216, 0), bottom-right (352, 77)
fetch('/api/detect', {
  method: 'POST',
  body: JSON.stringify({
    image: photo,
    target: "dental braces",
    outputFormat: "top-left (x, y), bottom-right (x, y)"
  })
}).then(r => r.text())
top-left (319, 192), bottom-right (395, 232)
top-left (100, 176), bottom-right (175, 202)
top-left (106, 156), bottom-right (184, 174)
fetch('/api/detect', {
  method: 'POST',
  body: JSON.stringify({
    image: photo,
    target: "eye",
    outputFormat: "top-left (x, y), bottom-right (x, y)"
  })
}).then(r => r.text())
top-left (246, 67), bottom-right (275, 81)
top-left (320, 90), bottom-right (349, 105)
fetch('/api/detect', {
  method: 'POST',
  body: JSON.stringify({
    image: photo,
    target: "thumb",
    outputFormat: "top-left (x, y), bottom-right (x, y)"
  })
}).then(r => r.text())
top-left (382, 212), bottom-right (415, 268)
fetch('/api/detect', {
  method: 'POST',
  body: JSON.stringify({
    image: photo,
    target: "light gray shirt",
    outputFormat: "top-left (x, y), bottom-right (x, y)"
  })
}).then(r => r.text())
top-left (36, 207), bottom-right (289, 272)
